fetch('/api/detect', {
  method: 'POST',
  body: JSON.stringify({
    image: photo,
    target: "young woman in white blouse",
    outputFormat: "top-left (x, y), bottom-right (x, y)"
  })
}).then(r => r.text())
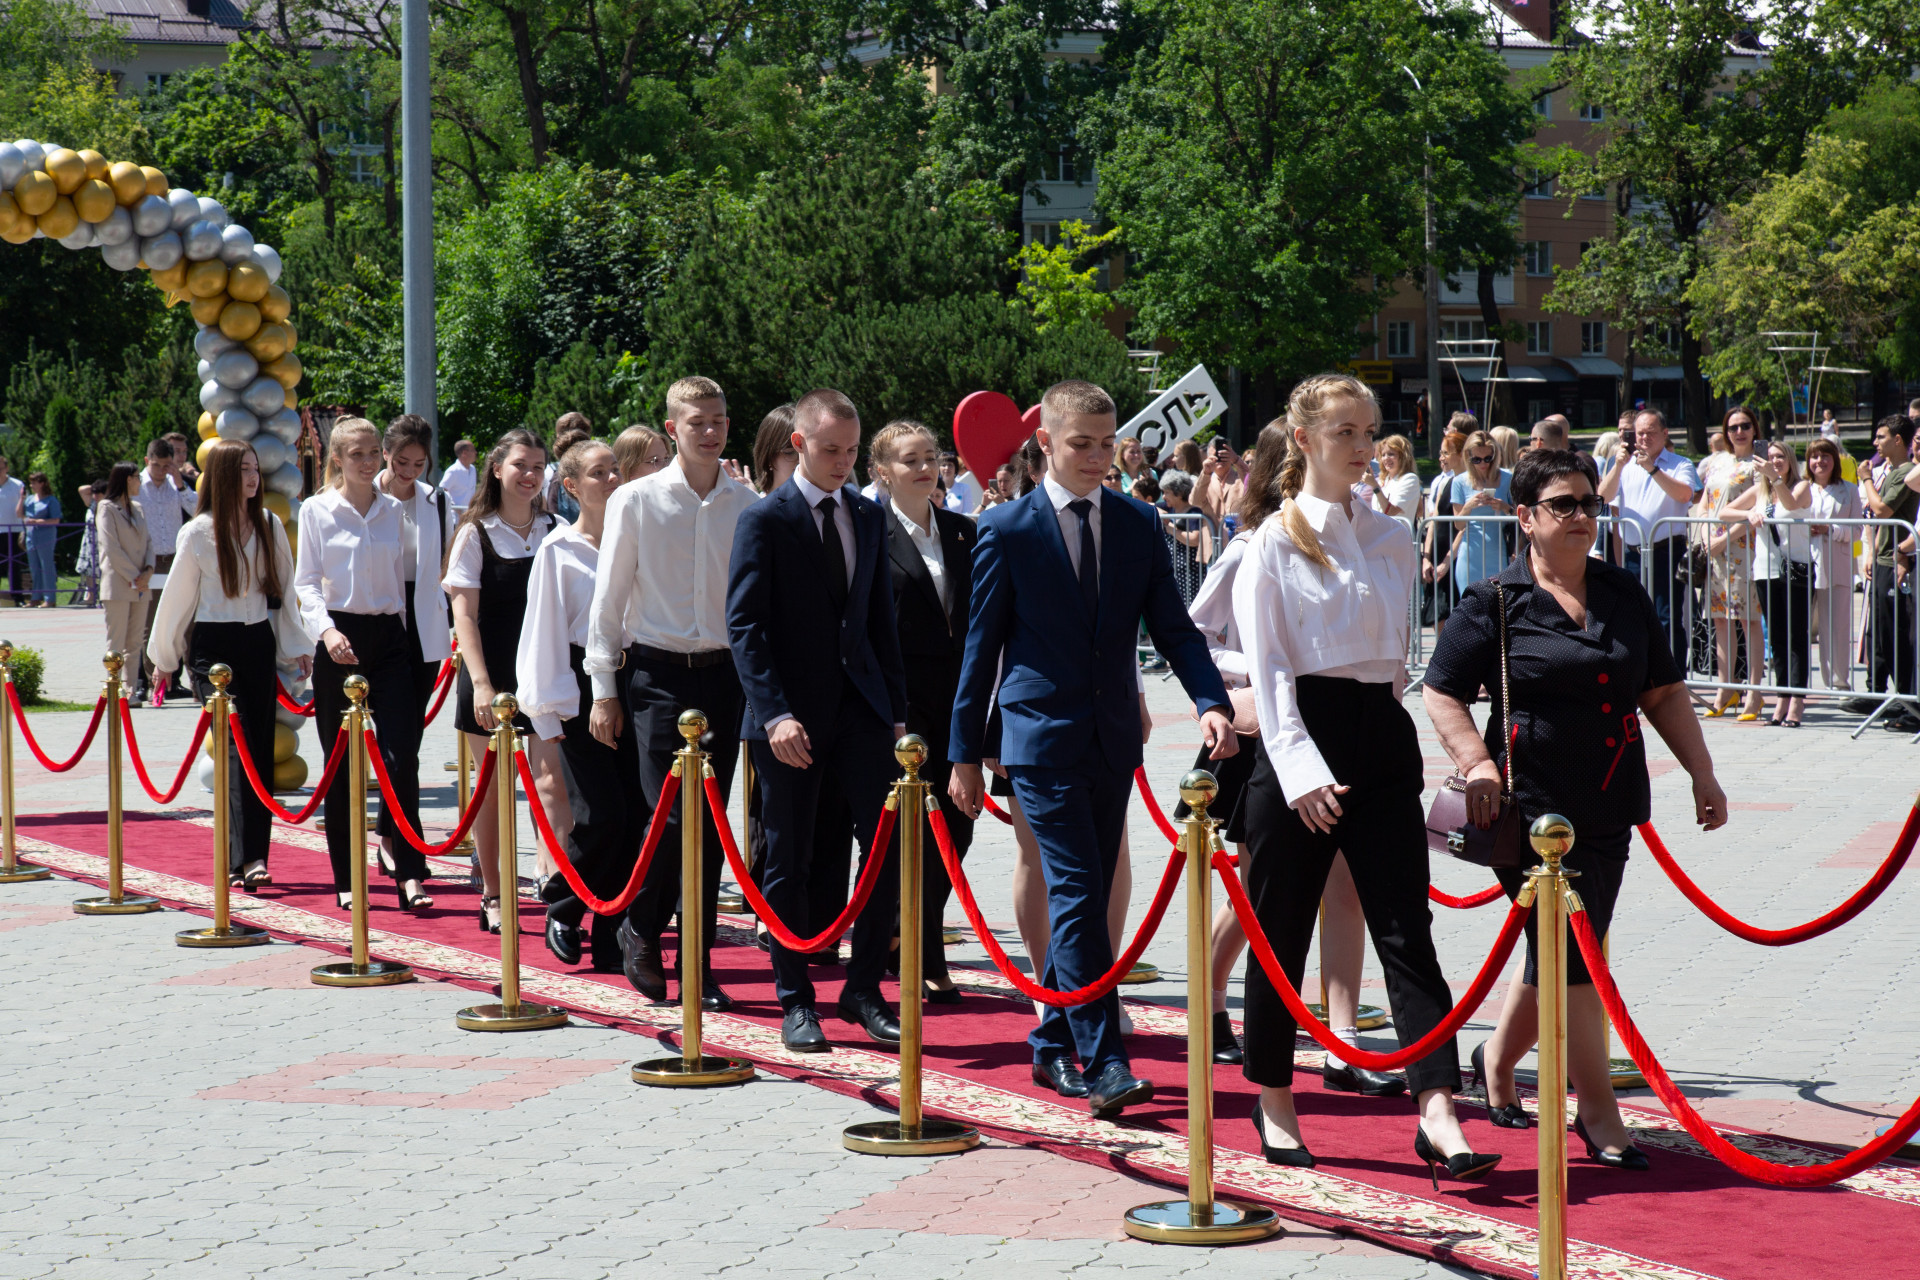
top-left (149, 439), bottom-right (310, 890)
top-left (1804, 437), bottom-right (1861, 691)
top-left (518, 436), bottom-right (626, 968)
top-left (295, 418), bottom-right (431, 911)
top-left (1365, 433), bottom-right (1423, 521)
top-left (1231, 373), bottom-right (1495, 1182)
top-left (444, 428), bottom-right (556, 934)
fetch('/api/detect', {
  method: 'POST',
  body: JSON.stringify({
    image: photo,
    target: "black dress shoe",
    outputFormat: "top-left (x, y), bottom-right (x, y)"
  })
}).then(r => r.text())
top-left (1322, 1053), bottom-right (1408, 1097)
top-left (837, 988), bottom-right (902, 1044)
top-left (781, 1006), bottom-right (829, 1053)
top-left (544, 915), bottom-right (583, 965)
top-left (699, 979), bottom-right (734, 1013)
top-left (1212, 1011), bottom-right (1244, 1065)
top-left (1472, 1042), bottom-right (1531, 1128)
top-left (1248, 1099), bottom-right (1315, 1167)
top-left (924, 982), bottom-right (962, 1005)
top-left (1086, 1062), bottom-right (1154, 1119)
top-left (1413, 1123), bottom-right (1502, 1190)
top-left (617, 921), bottom-right (667, 1001)
top-left (1575, 1116), bottom-right (1651, 1170)
top-left (1032, 1055), bottom-right (1090, 1098)
top-left (754, 930), bottom-right (771, 952)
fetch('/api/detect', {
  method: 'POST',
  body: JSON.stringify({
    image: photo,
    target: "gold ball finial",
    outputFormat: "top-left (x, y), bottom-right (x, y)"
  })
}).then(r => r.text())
top-left (1529, 813), bottom-right (1574, 861)
top-left (491, 691), bottom-right (518, 719)
top-left (209, 663), bottom-right (233, 691)
top-left (1178, 769), bottom-right (1219, 814)
top-left (343, 674), bottom-right (370, 704)
top-left (0, 641), bottom-right (13, 664)
top-left (678, 708), bottom-right (708, 744)
top-left (894, 734), bottom-right (928, 774)
top-left (103, 652), bottom-right (124, 676)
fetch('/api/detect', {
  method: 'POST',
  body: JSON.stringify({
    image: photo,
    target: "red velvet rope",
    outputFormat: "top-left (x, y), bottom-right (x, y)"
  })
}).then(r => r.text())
top-left (6, 685), bottom-right (106, 772)
top-left (361, 726), bottom-right (496, 855)
top-left (1569, 908), bottom-right (1920, 1184)
top-left (1429, 883), bottom-right (1506, 909)
top-left (1134, 766), bottom-right (1182, 844)
top-left (120, 701), bottom-right (211, 803)
top-left (229, 713), bottom-right (350, 824)
top-left (1638, 815), bottom-right (1919, 946)
top-left (706, 774), bottom-right (894, 953)
top-left (517, 747), bottom-right (677, 915)
top-left (1216, 849), bottom-right (1530, 1070)
top-left (980, 791), bottom-right (1014, 824)
top-left (275, 681), bottom-right (315, 717)
top-left (419, 660), bottom-right (455, 726)
top-left (930, 806), bottom-right (1186, 1006)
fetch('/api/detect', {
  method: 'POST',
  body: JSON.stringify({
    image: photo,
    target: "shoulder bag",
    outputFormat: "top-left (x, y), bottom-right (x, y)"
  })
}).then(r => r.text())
top-left (1425, 580), bottom-right (1527, 868)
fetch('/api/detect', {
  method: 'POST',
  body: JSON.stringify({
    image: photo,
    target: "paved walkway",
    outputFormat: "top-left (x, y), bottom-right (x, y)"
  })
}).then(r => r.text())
top-left (1, 606), bottom-right (1915, 1278)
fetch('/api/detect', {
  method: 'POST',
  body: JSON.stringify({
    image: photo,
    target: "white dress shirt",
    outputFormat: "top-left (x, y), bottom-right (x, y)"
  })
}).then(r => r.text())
top-left (134, 470), bottom-right (196, 554)
top-left (794, 472), bottom-right (857, 570)
top-left (442, 514), bottom-right (556, 590)
top-left (147, 514), bottom-right (310, 672)
top-left (1187, 532), bottom-right (1251, 686)
top-left (440, 459), bottom-right (477, 510)
top-left (891, 499), bottom-right (950, 611)
top-left (1615, 449), bottom-right (1703, 545)
top-left (1042, 474), bottom-right (1101, 577)
top-left (585, 458), bottom-right (760, 699)
top-left (1232, 493), bottom-right (1415, 803)
top-left (293, 487), bottom-right (408, 638)
top-left (375, 470), bottom-right (452, 662)
top-left (517, 523), bottom-right (601, 740)
top-left (0, 476), bottom-right (22, 534)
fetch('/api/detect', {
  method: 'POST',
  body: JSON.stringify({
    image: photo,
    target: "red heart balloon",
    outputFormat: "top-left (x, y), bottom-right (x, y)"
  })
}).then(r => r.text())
top-left (952, 390), bottom-right (1032, 483)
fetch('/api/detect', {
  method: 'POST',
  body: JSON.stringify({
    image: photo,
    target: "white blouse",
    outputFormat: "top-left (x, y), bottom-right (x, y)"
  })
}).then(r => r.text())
top-left (516, 524), bottom-right (601, 741)
top-left (375, 471), bottom-right (452, 662)
top-left (1232, 493), bottom-right (1416, 803)
top-left (442, 514), bottom-right (557, 591)
top-left (293, 488), bottom-right (408, 638)
top-left (147, 514), bottom-right (310, 673)
top-left (891, 499), bottom-right (950, 611)
top-left (1187, 532), bottom-right (1250, 686)
top-left (1371, 471), bottom-right (1423, 519)
top-left (1807, 481), bottom-right (1864, 590)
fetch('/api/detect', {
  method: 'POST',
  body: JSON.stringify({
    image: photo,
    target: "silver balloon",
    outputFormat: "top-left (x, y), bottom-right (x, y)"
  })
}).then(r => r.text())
top-left (240, 376), bottom-right (285, 417)
top-left (263, 408), bottom-right (302, 444)
top-left (139, 229), bottom-right (183, 270)
top-left (215, 407), bottom-right (260, 441)
top-left (197, 753), bottom-right (216, 795)
top-left (166, 188), bottom-right (200, 230)
top-left (200, 379), bottom-right (240, 415)
top-left (197, 358), bottom-right (213, 383)
top-left (193, 325), bottom-right (237, 361)
top-left (267, 462), bottom-right (304, 498)
top-left (213, 350), bottom-right (260, 389)
top-left (99, 238), bottom-right (140, 272)
top-left (131, 194), bottom-right (171, 237)
top-left (251, 432), bottom-right (289, 473)
top-left (58, 222), bottom-right (94, 250)
top-left (13, 140), bottom-right (44, 171)
top-left (249, 243), bottom-right (283, 285)
top-left (195, 197), bottom-right (230, 229)
top-left (93, 205), bottom-right (133, 246)
top-left (182, 219), bottom-right (222, 261)
top-left (0, 144), bottom-right (21, 189)
top-left (217, 223), bottom-right (255, 265)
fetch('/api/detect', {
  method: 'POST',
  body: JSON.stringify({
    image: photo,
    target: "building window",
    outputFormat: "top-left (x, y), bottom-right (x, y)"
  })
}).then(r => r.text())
top-left (145, 73), bottom-right (170, 92)
top-left (1025, 222), bottom-right (1060, 248)
top-left (1581, 321), bottom-right (1608, 355)
top-left (1523, 240), bottom-right (1552, 276)
top-left (1533, 93), bottom-right (1552, 119)
top-left (1440, 318), bottom-right (1489, 344)
top-left (1522, 169), bottom-right (1555, 199)
top-left (1526, 321), bottom-right (1552, 355)
top-left (1579, 102), bottom-right (1604, 122)
top-left (1384, 320), bottom-right (1413, 358)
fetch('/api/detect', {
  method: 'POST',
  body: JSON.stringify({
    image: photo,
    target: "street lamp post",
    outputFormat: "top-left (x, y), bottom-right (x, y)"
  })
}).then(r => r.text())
top-left (401, 0), bottom-right (435, 467)
top-left (1404, 66), bottom-right (1443, 459)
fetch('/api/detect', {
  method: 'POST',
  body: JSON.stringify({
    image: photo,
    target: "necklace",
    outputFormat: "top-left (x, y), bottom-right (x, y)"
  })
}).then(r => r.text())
top-left (499, 510), bottom-right (536, 538)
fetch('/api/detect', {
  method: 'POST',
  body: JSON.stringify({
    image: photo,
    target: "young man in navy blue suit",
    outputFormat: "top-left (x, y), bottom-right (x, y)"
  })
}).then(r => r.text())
top-left (949, 381), bottom-right (1237, 1118)
top-left (727, 388), bottom-right (910, 1053)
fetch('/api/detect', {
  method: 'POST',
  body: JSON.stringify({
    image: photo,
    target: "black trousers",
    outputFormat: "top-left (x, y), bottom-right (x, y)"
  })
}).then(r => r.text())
top-left (1762, 566), bottom-right (1812, 692)
top-left (372, 585), bottom-right (445, 861)
top-left (1494, 829), bottom-right (1628, 986)
top-left (1238, 678), bottom-right (1460, 1096)
top-left (624, 651), bottom-right (742, 970)
top-left (313, 611), bottom-right (426, 889)
top-left (188, 620), bottom-right (277, 875)
top-left (1869, 562), bottom-right (1917, 696)
top-left (747, 757), bottom-right (855, 954)
top-left (1625, 539), bottom-right (1690, 679)
top-left (753, 687), bottom-right (899, 1010)
top-left (916, 756), bottom-right (974, 986)
top-left (542, 647), bottom-right (635, 960)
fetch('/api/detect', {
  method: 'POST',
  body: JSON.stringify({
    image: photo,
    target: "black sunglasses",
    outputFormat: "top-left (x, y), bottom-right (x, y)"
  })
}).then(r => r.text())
top-left (1727, 422), bottom-right (1755, 432)
top-left (1532, 494), bottom-right (1605, 519)
top-left (1469, 454), bottom-right (1496, 466)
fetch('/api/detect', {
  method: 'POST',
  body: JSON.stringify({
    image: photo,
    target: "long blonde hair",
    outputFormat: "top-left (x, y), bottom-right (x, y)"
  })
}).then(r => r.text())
top-left (323, 417), bottom-right (380, 490)
top-left (1278, 373), bottom-right (1378, 571)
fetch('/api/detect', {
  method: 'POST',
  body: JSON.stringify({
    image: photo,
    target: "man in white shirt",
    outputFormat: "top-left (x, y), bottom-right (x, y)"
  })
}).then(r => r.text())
top-left (0, 455), bottom-right (23, 609)
top-left (135, 438), bottom-right (200, 698)
top-left (440, 440), bottom-right (478, 512)
top-left (1597, 408), bottom-right (1701, 673)
top-left (586, 377), bottom-right (759, 1010)
top-left (942, 453), bottom-right (982, 514)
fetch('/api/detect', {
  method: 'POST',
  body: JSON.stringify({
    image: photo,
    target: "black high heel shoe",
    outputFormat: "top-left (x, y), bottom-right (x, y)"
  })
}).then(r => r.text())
top-left (478, 896), bottom-right (501, 934)
top-left (1574, 1116), bottom-right (1651, 1171)
top-left (1472, 1042), bottom-right (1531, 1129)
top-left (1249, 1099), bottom-right (1315, 1168)
top-left (397, 879), bottom-right (433, 911)
top-left (1212, 1011), bottom-right (1244, 1065)
top-left (376, 844), bottom-right (397, 877)
top-left (1414, 1123), bottom-right (1502, 1190)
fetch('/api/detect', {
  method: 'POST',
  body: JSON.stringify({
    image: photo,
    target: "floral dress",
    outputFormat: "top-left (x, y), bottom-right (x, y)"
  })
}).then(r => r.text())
top-left (1697, 453), bottom-right (1760, 621)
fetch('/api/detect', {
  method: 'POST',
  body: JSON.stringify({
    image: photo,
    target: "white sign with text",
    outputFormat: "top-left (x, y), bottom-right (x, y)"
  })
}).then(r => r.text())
top-left (1119, 363), bottom-right (1224, 454)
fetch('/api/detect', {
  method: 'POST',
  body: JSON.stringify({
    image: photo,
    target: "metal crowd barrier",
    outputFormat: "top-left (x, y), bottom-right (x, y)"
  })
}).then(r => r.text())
top-left (0, 522), bottom-right (101, 608)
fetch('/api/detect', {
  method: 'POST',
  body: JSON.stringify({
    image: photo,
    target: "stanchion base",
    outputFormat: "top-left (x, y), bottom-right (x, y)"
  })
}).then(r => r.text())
top-left (176, 924), bottom-right (271, 948)
top-left (311, 960), bottom-right (416, 987)
top-left (455, 1001), bottom-right (569, 1032)
top-left (716, 890), bottom-right (748, 915)
top-left (843, 1118), bottom-right (981, 1155)
top-left (1120, 963), bottom-right (1161, 985)
top-left (631, 1055), bottom-right (757, 1087)
top-left (1123, 1199), bottom-right (1283, 1245)
top-left (1307, 1003), bottom-right (1389, 1031)
top-left (73, 894), bottom-right (161, 915)
top-left (0, 862), bottom-right (52, 883)
top-left (1608, 1059), bottom-right (1646, 1089)
top-left (942, 926), bottom-right (965, 947)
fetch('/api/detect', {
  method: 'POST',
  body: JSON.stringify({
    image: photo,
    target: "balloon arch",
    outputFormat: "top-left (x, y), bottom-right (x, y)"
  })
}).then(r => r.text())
top-left (0, 137), bottom-right (308, 539)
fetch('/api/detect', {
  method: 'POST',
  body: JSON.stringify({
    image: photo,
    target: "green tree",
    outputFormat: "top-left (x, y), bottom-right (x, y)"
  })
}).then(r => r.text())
top-left (0, 0), bottom-right (120, 136)
top-left (522, 338), bottom-right (649, 434)
top-left (1010, 219), bottom-right (1120, 331)
top-left (36, 394), bottom-right (87, 572)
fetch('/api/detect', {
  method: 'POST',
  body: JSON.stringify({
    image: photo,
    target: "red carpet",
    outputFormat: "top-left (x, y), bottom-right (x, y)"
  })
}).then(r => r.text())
top-left (21, 809), bottom-right (1920, 1280)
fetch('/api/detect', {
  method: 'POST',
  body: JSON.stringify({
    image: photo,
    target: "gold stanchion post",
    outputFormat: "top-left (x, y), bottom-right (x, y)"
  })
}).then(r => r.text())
top-left (844, 736), bottom-right (978, 1153)
top-left (0, 640), bottom-right (50, 883)
top-left (457, 693), bottom-right (568, 1031)
top-left (74, 653), bottom-right (158, 914)
top-left (1602, 932), bottom-right (1644, 1089)
top-left (1528, 814), bottom-right (1578, 1280)
top-left (176, 666), bottom-right (270, 947)
top-left (634, 711), bottom-right (754, 1085)
top-left (1306, 898), bottom-right (1387, 1031)
top-left (1125, 771), bottom-right (1281, 1244)
top-left (313, 676), bottom-right (415, 986)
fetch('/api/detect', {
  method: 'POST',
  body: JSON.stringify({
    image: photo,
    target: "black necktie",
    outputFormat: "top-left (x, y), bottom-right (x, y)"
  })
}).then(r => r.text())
top-left (817, 496), bottom-right (848, 606)
top-left (1069, 497), bottom-right (1097, 616)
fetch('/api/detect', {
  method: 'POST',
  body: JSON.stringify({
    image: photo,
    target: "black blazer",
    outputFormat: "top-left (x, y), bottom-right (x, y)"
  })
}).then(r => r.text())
top-left (727, 479), bottom-right (908, 742)
top-left (886, 503), bottom-right (975, 759)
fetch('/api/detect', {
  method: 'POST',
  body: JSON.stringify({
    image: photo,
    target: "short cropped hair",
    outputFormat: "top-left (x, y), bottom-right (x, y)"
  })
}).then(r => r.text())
top-left (1161, 470), bottom-right (1195, 499)
top-left (1511, 448), bottom-right (1599, 509)
top-left (1638, 407), bottom-right (1671, 432)
top-left (454, 439), bottom-right (476, 455)
top-left (1040, 380), bottom-right (1116, 432)
top-left (146, 438), bottom-right (173, 461)
top-left (1530, 418), bottom-right (1569, 449)
top-left (665, 376), bottom-right (725, 421)
top-left (794, 388), bottom-right (858, 433)
top-left (1879, 413), bottom-right (1917, 447)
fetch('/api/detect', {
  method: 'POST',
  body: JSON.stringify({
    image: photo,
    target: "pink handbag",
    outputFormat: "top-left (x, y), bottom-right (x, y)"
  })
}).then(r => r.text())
top-left (1424, 580), bottom-right (1526, 868)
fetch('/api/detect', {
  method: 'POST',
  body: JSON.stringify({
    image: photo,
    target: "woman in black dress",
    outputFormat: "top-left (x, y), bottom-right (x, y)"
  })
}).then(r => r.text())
top-left (1424, 448), bottom-right (1728, 1169)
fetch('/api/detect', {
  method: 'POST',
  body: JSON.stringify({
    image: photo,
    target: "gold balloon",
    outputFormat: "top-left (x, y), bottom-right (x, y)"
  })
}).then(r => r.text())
top-left (244, 322), bottom-right (289, 364)
top-left (44, 149), bottom-right (85, 195)
top-left (72, 178), bottom-right (114, 223)
top-left (282, 387), bottom-right (299, 411)
top-left (0, 219), bottom-right (34, 245)
top-left (0, 191), bottom-right (17, 236)
top-left (281, 321), bottom-right (298, 351)
top-left (78, 150), bottom-right (108, 180)
top-left (108, 161), bottom-right (145, 205)
top-left (36, 196), bottom-right (78, 239)
top-left (189, 292), bottom-right (228, 325)
top-left (150, 258), bottom-right (189, 291)
top-left (272, 722), bottom-right (299, 764)
top-left (258, 284), bottom-right (291, 322)
top-left (227, 260), bottom-right (270, 302)
top-left (13, 170), bottom-right (55, 217)
top-left (196, 435), bottom-right (217, 470)
top-left (186, 259), bottom-right (229, 298)
top-left (262, 491), bottom-right (291, 523)
top-left (218, 299), bottom-right (262, 341)
top-left (272, 752), bottom-right (309, 793)
top-left (264, 352), bottom-right (302, 389)
top-left (140, 166), bottom-right (168, 197)
top-left (197, 412), bottom-right (217, 440)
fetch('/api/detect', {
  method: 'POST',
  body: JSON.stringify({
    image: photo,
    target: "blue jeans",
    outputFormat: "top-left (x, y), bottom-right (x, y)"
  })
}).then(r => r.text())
top-left (27, 534), bottom-right (56, 604)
